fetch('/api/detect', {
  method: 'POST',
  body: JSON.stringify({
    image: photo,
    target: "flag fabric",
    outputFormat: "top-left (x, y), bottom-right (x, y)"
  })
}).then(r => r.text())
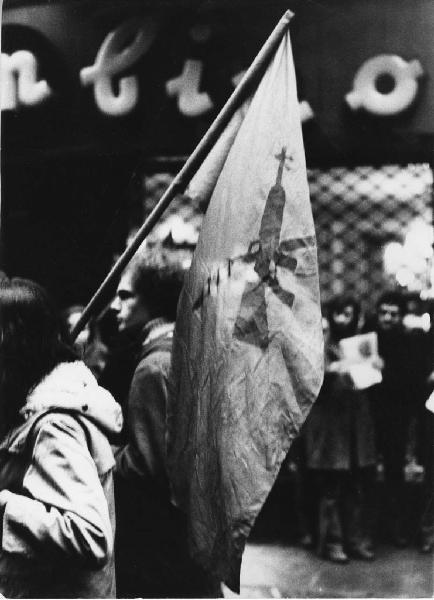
top-left (167, 30), bottom-right (324, 592)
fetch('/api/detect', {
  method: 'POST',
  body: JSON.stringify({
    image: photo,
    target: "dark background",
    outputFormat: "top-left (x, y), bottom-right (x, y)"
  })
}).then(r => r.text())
top-left (1, 0), bottom-right (433, 306)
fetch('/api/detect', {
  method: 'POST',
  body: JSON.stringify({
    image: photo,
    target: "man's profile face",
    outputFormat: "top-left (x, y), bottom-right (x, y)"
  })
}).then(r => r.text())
top-left (377, 302), bottom-right (402, 331)
top-left (111, 270), bottom-right (150, 333)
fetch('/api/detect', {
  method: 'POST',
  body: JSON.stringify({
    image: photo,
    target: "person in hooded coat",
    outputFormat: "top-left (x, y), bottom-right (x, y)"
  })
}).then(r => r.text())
top-left (0, 277), bottom-right (123, 599)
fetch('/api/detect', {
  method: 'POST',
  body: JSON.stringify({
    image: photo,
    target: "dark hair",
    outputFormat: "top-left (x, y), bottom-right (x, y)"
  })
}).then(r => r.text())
top-left (327, 294), bottom-right (360, 339)
top-left (126, 249), bottom-right (185, 322)
top-left (0, 278), bottom-right (76, 431)
top-left (376, 291), bottom-right (405, 315)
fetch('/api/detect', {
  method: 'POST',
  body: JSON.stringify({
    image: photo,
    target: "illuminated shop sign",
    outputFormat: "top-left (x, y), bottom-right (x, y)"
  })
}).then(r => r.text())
top-left (3, 17), bottom-right (423, 121)
top-left (1, 17), bottom-right (314, 121)
top-left (3, 2), bottom-right (430, 166)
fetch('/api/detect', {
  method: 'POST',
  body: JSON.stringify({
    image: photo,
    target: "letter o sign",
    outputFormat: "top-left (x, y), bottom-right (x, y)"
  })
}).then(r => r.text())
top-left (345, 54), bottom-right (423, 116)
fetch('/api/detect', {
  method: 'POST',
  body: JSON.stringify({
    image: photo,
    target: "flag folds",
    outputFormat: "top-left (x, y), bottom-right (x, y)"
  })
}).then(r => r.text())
top-left (167, 30), bottom-right (324, 592)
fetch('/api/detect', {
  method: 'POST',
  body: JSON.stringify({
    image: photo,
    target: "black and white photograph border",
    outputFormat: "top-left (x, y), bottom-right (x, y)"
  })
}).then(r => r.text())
top-left (1, 0), bottom-right (433, 598)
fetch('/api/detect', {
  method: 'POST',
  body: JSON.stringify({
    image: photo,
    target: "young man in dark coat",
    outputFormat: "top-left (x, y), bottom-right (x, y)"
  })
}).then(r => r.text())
top-left (107, 249), bottom-right (219, 598)
top-left (370, 291), bottom-right (424, 546)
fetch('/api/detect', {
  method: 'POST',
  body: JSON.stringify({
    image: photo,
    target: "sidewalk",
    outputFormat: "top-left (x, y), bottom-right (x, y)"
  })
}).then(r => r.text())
top-left (224, 543), bottom-right (433, 598)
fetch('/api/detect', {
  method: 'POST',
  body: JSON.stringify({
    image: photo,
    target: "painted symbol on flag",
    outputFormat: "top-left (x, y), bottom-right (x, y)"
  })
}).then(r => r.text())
top-left (233, 147), bottom-right (313, 348)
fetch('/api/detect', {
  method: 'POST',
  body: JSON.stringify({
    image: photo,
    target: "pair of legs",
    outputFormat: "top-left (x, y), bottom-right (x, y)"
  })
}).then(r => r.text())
top-left (314, 467), bottom-right (375, 562)
top-left (375, 394), bottom-right (411, 545)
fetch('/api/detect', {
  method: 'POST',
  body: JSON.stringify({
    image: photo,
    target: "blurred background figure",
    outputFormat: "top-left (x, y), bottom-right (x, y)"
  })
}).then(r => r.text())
top-left (303, 296), bottom-right (376, 564)
top-left (63, 305), bottom-right (91, 354)
top-left (366, 292), bottom-right (416, 546)
top-left (402, 293), bottom-right (433, 553)
top-left (62, 305), bottom-right (108, 380)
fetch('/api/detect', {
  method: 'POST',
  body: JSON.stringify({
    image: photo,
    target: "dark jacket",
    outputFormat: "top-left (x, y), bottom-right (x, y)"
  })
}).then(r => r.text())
top-left (0, 361), bottom-right (122, 598)
top-left (303, 340), bottom-right (376, 470)
top-left (376, 327), bottom-right (430, 407)
top-left (114, 319), bottom-right (218, 598)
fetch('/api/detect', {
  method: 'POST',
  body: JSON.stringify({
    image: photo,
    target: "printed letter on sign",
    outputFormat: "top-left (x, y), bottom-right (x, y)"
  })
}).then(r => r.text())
top-left (345, 54), bottom-right (423, 116)
top-left (80, 18), bottom-right (158, 116)
top-left (1, 51), bottom-right (52, 111)
top-left (166, 59), bottom-right (214, 117)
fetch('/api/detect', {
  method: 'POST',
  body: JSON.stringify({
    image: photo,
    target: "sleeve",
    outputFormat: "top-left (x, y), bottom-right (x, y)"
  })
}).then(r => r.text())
top-left (323, 343), bottom-right (353, 391)
top-left (115, 352), bottom-right (168, 486)
top-left (0, 415), bottom-right (113, 566)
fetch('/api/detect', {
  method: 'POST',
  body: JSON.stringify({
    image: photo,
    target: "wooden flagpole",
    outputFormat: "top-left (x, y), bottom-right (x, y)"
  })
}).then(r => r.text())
top-left (71, 9), bottom-right (293, 340)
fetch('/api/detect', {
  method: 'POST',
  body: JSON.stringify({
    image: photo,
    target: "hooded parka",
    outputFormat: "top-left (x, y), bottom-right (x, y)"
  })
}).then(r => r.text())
top-left (0, 361), bottom-right (122, 599)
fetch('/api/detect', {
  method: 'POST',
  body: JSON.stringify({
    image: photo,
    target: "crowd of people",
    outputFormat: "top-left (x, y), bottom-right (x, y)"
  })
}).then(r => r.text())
top-left (292, 291), bottom-right (434, 563)
top-left (0, 253), bottom-right (219, 599)
top-left (0, 255), bottom-right (432, 597)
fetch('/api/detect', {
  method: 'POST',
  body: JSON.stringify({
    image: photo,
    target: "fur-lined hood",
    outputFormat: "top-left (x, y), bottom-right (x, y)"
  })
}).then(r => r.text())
top-left (23, 361), bottom-right (122, 434)
top-left (0, 361), bottom-right (123, 458)
top-left (0, 360), bottom-right (119, 598)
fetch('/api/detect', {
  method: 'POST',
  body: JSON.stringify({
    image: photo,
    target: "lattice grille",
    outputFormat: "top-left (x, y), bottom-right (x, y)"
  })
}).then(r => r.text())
top-left (309, 164), bottom-right (433, 308)
top-left (139, 164), bottom-right (433, 312)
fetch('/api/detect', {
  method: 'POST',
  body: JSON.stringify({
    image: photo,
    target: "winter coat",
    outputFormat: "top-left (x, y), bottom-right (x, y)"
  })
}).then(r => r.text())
top-left (114, 319), bottom-right (219, 598)
top-left (302, 340), bottom-right (376, 470)
top-left (0, 361), bottom-right (123, 598)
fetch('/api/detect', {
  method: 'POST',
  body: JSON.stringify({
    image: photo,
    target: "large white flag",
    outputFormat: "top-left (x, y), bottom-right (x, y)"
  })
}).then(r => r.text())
top-left (168, 29), bottom-right (324, 592)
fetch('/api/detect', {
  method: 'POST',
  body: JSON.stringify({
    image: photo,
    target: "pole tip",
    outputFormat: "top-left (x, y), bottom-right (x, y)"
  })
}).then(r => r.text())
top-left (283, 9), bottom-right (295, 23)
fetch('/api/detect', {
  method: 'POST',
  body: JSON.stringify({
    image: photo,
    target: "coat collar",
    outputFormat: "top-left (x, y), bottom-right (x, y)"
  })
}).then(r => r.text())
top-left (141, 318), bottom-right (174, 347)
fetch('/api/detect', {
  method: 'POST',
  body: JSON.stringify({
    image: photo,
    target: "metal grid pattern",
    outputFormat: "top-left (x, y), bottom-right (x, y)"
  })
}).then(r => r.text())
top-left (139, 164), bottom-right (433, 312)
top-left (309, 164), bottom-right (433, 308)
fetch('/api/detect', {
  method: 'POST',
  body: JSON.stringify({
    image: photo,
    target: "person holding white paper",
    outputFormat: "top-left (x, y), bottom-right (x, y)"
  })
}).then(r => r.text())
top-left (303, 295), bottom-right (376, 563)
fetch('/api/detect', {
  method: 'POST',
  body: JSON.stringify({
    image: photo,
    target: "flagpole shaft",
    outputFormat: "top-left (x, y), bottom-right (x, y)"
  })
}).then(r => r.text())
top-left (71, 10), bottom-right (293, 341)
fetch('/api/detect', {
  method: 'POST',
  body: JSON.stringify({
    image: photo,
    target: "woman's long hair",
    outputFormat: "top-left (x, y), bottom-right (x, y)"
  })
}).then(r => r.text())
top-left (0, 278), bottom-right (76, 432)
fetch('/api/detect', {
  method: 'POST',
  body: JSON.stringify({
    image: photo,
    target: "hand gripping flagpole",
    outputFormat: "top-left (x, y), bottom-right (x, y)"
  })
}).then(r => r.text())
top-left (71, 10), bottom-right (293, 341)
